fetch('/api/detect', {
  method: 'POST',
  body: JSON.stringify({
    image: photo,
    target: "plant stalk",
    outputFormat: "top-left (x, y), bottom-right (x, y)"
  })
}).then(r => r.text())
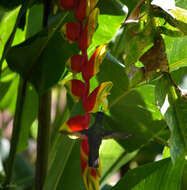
top-left (3, 77), bottom-right (27, 189)
top-left (35, 91), bottom-right (51, 190)
top-left (35, 0), bottom-right (52, 189)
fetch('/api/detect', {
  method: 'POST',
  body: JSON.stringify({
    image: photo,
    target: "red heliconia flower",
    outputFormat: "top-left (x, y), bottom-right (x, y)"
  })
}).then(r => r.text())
top-left (78, 8), bottom-right (99, 51)
top-left (59, 114), bottom-right (90, 133)
top-left (75, 0), bottom-right (87, 21)
top-left (75, 0), bottom-right (99, 21)
top-left (82, 44), bottom-right (107, 81)
top-left (59, 1), bottom-right (112, 189)
top-left (83, 81), bottom-right (113, 113)
top-left (66, 54), bottom-right (83, 74)
top-left (78, 26), bottom-right (89, 51)
top-left (62, 22), bottom-right (81, 43)
top-left (66, 79), bottom-right (85, 101)
top-left (80, 138), bottom-right (101, 190)
top-left (66, 53), bottom-right (88, 74)
top-left (59, 0), bottom-right (76, 10)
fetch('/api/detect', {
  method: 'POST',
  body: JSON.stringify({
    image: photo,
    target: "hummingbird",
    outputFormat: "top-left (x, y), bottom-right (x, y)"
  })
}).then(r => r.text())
top-left (75, 112), bottom-right (132, 168)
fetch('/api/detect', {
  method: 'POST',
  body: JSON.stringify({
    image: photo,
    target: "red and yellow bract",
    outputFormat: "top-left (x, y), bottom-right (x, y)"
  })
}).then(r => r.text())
top-left (59, 1), bottom-right (112, 189)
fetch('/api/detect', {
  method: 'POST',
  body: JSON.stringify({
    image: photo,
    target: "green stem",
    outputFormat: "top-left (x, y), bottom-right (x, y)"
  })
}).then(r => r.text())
top-left (3, 77), bottom-right (27, 189)
top-left (154, 136), bottom-right (170, 147)
top-left (35, 91), bottom-right (51, 190)
top-left (35, 1), bottom-right (52, 189)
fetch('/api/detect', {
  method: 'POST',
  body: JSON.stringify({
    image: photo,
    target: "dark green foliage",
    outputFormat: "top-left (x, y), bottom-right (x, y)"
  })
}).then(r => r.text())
top-left (0, 0), bottom-right (187, 189)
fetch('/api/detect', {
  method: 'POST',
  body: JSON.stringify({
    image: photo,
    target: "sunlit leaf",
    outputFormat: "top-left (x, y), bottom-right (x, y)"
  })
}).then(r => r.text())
top-left (164, 35), bottom-right (187, 71)
top-left (155, 74), bottom-right (187, 162)
top-left (111, 158), bottom-right (185, 190)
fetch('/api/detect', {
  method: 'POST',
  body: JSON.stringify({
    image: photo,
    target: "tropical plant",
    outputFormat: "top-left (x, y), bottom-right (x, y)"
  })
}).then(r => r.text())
top-left (0, 0), bottom-right (187, 190)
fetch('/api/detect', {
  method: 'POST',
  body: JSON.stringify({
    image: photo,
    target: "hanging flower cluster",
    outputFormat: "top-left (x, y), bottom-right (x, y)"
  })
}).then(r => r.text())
top-left (59, 1), bottom-right (113, 189)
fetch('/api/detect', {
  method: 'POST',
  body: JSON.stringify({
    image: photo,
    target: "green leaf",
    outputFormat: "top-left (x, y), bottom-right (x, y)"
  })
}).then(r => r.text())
top-left (170, 98), bottom-right (187, 154)
top-left (0, 0), bottom-right (23, 11)
top-left (43, 135), bottom-right (75, 190)
top-left (170, 7), bottom-right (187, 34)
top-left (129, 69), bottom-right (145, 88)
top-left (176, 0), bottom-right (187, 9)
top-left (100, 139), bottom-right (125, 177)
top-left (91, 14), bottom-right (125, 48)
top-left (164, 35), bottom-right (187, 71)
top-left (119, 0), bottom-right (139, 14)
top-left (162, 146), bottom-right (170, 159)
top-left (181, 160), bottom-right (187, 190)
top-left (155, 74), bottom-right (170, 108)
top-left (155, 75), bottom-right (187, 162)
top-left (153, 6), bottom-right (187, 35)
top-left (56, 140), bottom-right (86, 190)
top-left (98, 0), bottom-right (126, 15)
top-left (0, 8), bottom-right (19, 59)
top-left (17, 84), bottom-right (38, 152)
top-left (6, 12), bottom-right (79, 94)
top-left (87, 0), bottom-right (127, 55)
top-left (102, 185), bottom-right (112, 190)
top-left (100, 139), bottom-right (138, 185)
top-left (13, 154), bottom-right (34, 188)
top-left (111, 158), bottom-right (185, 190)
top-left (26, 4), bottom-right (43, 38)
top-left (0, 0), bottom-right (35, 72)
top-left (44, 99), bottom-right (84, 190)
top-left (105, 85), bottom-right (165, 152)
top-left (0, 74), bottom-right (19, 113)
top-left (6, 30), bottom-right (47, 79)
top-left (0, 0), bottom-right (41, 11)
top-left (113, 22), bottom-right (154, 68)
top-left (97, 57), bottom-right (129, 102)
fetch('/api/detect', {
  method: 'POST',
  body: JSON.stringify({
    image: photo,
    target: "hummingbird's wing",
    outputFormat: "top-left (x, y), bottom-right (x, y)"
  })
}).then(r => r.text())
top-left (103, 131), bottom-right (132, 139)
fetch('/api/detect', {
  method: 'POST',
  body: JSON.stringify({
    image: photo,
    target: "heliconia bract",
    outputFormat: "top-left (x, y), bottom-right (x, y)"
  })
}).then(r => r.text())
top-left (78, 8), bottom-right (99, 51)
top-left (59, 0), bottom-right (76, 10)
top-left (61, 22), bottom-right (81, 43)
top-left (59, 0), bottom-right (113, 189)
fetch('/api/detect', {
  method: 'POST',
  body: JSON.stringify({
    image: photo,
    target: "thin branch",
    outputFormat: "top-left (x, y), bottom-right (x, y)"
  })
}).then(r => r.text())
top-left (154, 136), bottom-right (170, 147)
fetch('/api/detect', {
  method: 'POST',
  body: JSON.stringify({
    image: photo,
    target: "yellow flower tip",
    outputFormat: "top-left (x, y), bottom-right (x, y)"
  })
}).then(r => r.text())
top-left (90, 0), bottom-right (99, 10)
top-left (59, 124), bottom-right (79, 139)
top-left (59, 123), bottom-right (71, 133)
top-left (87, 7), bottom-right (100, 45)
top-left (61, 24), bottom-right (73, 43)
top-left (53, 4), bottom-right (58, 15)
top-left (91, 81), bottom-right (113, 113)
top-left (65, 57), bottom-right (72, 71)
top-left (86, 0), bottom-right (100, 16)
top-left (102, 98), bottom-right (108, 112)
top-left (93, 44), bottom-right (108, 75)
top-left (61, 24), bottom-right (66, 35)
top-left (65, 80), bottom-right (80, 102)
top-left (99, 44), bottom-right (108, 56)
top-left (98, 163), bottom-right (102, 177)
top-left (64, 79), bottom-right (71, 90)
